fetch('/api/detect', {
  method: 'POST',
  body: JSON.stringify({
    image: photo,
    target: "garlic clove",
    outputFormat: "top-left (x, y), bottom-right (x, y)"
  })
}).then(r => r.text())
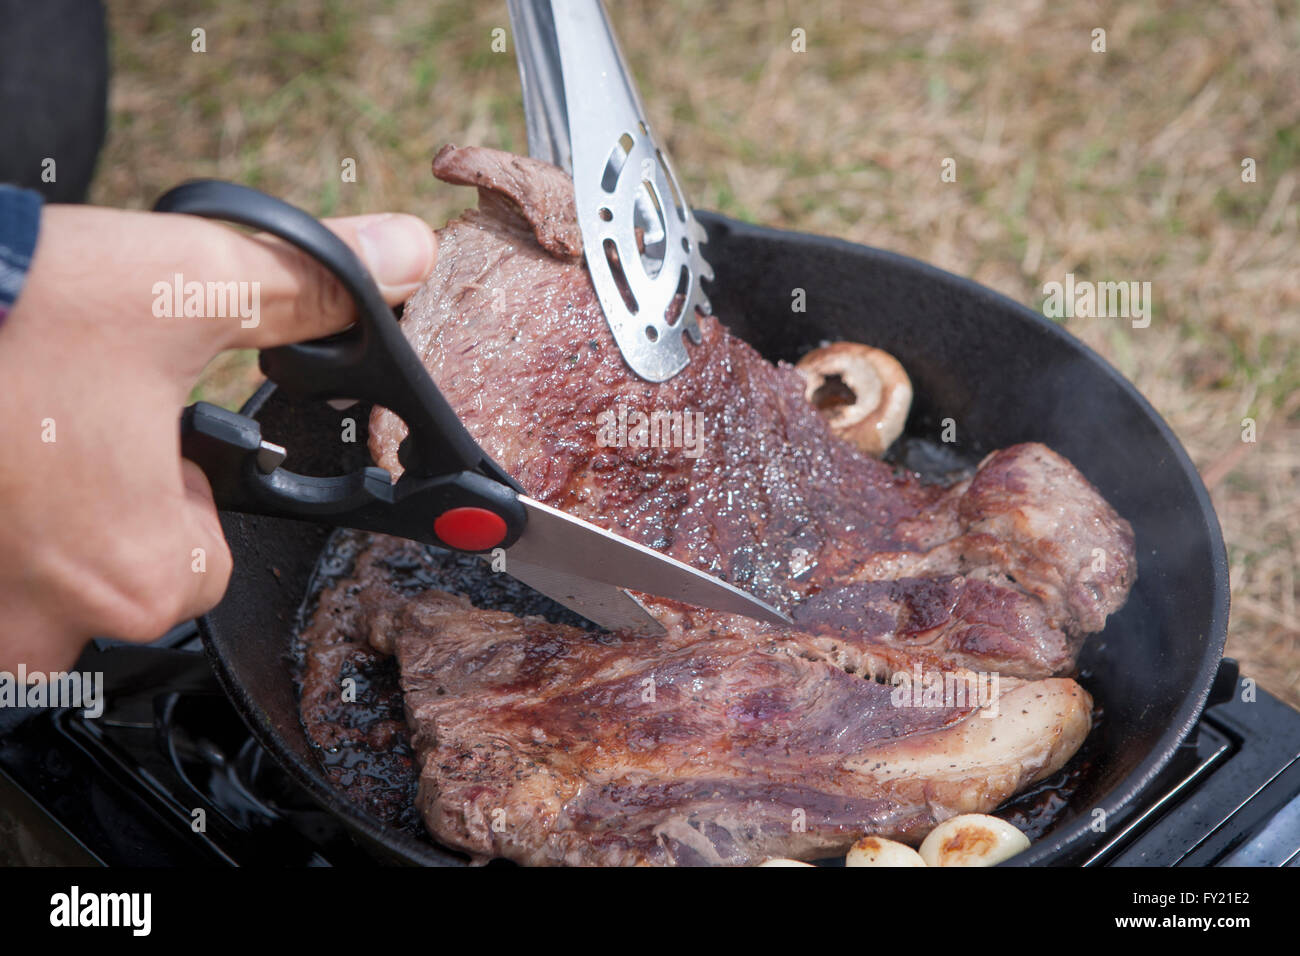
top-left (918, 814), bottom-right (1030, 867)
top-left (845, 836), bottom-right (927, 867)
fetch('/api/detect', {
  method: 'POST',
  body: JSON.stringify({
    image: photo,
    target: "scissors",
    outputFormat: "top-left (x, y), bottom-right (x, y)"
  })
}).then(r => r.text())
top-left (154, 181), bottom-right (791, 635)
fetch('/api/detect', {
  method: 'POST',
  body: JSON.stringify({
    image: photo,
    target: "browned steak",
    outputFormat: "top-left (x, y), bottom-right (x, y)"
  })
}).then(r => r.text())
top-left (295, 529), bottom-right (604, 839)
top-left (369, 145), bottom-right (1135, 678)
top-left (315, 536), bottom-right (1091, 866)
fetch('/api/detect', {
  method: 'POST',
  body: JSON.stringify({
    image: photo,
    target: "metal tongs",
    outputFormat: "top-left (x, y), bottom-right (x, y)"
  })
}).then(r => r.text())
top-left (508, 0), bottom-right (713, 383)
top-left (157, 182), bottom-right (789, 635)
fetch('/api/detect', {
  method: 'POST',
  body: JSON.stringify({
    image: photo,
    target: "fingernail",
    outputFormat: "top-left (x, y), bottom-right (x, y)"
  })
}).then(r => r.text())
top-left (357, 214), bottom-right (436, 292)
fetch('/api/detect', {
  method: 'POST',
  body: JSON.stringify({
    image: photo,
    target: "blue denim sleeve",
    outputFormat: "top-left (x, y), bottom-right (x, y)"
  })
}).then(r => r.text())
top-left (0, 186), bottom-right (45, 324)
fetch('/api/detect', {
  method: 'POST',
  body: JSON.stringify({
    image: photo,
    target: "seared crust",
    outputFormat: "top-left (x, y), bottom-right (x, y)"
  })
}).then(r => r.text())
top-left (957, 444), bottom-right (1136, 634)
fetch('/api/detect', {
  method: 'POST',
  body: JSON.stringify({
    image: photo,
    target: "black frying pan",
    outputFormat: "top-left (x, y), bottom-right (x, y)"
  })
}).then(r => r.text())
top-left (198, 211), bottom-right (1231, 866)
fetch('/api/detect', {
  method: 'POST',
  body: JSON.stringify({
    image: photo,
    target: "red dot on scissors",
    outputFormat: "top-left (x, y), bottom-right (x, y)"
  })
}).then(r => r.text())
top-left (434, 507), bottom-right (508, 552)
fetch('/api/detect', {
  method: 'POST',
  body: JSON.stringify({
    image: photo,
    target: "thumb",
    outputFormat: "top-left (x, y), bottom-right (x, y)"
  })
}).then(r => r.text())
top-left (223, 212), bottom-right (438, 350)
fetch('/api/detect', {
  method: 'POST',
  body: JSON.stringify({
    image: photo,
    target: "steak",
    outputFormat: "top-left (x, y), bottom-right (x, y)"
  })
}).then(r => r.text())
top-left (369, 145), bottom-right (1135, 678)
top-left (310, 535), bottom-right (1091, 866)
top-left (295, 144), bottom-right (1136, 865)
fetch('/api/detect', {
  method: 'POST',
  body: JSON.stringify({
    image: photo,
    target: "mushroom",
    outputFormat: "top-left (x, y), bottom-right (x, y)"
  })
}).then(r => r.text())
top-left (757, 858), bottom-right (815, 867)
top-left (845, 836), bottom-right (927, 867)
top-left (795, 343), bottom-right (912, 456)
top-left (918, 814), bottom-right (1030, 867)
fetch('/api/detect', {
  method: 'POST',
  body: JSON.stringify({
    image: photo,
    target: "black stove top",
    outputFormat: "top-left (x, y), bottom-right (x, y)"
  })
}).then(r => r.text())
top-left (2, 623), bottom-right (1298, 867)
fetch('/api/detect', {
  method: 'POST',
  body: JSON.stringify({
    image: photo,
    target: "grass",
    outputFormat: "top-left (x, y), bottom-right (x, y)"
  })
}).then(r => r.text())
top-left (98, 0), bottom-right (1299, 705)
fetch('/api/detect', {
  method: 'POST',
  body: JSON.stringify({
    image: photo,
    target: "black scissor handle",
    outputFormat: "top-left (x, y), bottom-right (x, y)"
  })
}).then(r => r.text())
top-left (154, 179), bottom-right (497, 480)
top-left (180, 401), bottom-right (524, 552)
top-left (156, 180), bottom-right (527, 552)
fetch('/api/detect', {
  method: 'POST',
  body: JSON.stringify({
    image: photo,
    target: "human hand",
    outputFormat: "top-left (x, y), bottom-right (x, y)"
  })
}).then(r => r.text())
top-left (0, 203), bottom-right (437, 671)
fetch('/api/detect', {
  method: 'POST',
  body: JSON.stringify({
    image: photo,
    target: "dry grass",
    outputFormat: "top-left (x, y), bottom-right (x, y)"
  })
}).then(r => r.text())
top-left (98, 0), bottom-right (1299, 704)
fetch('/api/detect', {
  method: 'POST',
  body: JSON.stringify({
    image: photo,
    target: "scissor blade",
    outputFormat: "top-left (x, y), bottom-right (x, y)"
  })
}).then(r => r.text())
top-left (505, 497), bottom-right (792, 628)
top-left (504, 559), bottom-right (665, 635)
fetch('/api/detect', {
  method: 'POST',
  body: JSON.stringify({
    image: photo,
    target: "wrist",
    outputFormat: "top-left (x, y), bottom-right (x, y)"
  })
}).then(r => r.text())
top-left (0, 185), bottom-right (44, 326)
